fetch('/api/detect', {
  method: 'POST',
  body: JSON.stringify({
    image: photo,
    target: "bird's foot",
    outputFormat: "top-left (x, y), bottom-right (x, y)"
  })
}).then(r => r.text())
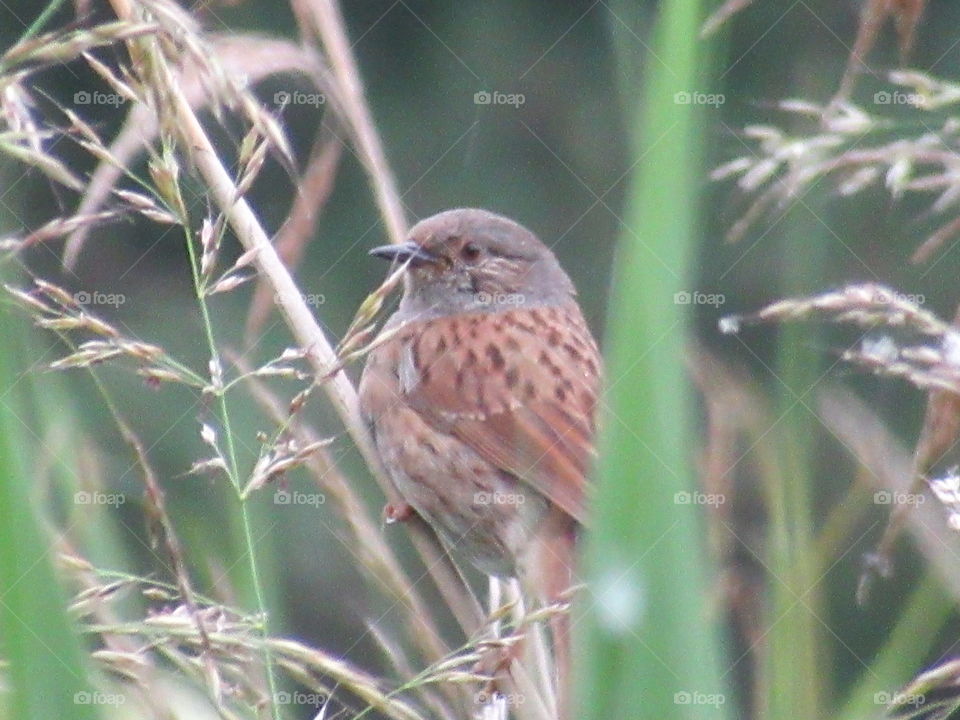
top-left (382, 501), bottom-right (416, 524)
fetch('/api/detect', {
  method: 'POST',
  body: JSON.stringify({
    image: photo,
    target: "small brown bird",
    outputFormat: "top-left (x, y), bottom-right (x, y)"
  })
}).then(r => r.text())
top-left (358, 208), bottom-right (601, 714)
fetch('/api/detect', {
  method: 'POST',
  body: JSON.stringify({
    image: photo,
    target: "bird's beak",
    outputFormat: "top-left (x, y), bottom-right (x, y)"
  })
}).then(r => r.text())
top-left (369, 241), bottom-right (438, 267)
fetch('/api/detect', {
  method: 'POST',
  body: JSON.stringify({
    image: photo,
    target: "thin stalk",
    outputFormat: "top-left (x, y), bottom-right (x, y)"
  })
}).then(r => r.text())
top-left (18, 0), bottom-right (68, 44)
top-left (179, 208), bottom-right (283, 719)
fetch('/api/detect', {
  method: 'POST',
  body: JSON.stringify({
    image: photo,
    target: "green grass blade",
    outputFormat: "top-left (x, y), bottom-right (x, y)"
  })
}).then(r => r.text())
top-left (0, 313), bottom-right (99, 719)
top-left (575, 1), bottom-right (729, 718)
top-left (837, 572), bottom-right (953, 720)
top-left (759, 212), bottom-right (828, 719)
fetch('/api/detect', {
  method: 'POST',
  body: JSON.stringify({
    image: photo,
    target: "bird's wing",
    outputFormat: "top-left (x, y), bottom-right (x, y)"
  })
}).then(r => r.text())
top-left (398, 303), bottom-right (601, 525)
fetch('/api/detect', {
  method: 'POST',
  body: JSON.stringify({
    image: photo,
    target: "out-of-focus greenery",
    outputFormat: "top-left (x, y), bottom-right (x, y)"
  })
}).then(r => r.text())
top-left (0, 318), bottom-right (97, 718)
top-left (576, 1), bottom-right (728, 719)
top-left (2, 0), bottom-right (960, 718)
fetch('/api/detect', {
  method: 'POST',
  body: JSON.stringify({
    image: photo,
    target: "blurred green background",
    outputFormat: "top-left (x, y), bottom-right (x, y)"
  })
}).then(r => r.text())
top-left (3, 1), bottom-right (960, 718)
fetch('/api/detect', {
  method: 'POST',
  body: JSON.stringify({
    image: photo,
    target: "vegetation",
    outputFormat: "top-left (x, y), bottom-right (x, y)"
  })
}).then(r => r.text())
top-left (1, 1), bottom-right (959, 718)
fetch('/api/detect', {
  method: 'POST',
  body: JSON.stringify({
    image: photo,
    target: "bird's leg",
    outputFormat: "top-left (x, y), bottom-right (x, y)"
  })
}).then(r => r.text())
top-left (521, 514), bottom-right (578, 720)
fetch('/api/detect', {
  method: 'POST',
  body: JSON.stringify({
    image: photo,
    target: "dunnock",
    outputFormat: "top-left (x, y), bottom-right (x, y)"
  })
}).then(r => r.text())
top-left (358, 208), bottom-right (601, 715)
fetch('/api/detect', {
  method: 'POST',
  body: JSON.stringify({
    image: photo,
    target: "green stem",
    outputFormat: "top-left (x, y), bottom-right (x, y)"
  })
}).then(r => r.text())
top-left (19, 0), bottom-right (68, 43)
top-left (181, 209), bottom-right (282, 720)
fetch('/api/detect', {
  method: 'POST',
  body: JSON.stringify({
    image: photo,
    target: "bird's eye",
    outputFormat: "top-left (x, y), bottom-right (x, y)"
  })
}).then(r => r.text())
top-left (461, 242), bottom-right (482, 262)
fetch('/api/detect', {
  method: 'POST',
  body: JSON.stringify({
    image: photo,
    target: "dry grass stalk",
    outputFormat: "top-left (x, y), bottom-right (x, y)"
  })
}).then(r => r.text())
top-left (107, 3), bottom-right (483, 659)
top-left (725, 288), bottom-right (960, 602)
top-left (715, 72), bottom-right (960, 257)
top-left (290, 0), bottom-right (408, 245)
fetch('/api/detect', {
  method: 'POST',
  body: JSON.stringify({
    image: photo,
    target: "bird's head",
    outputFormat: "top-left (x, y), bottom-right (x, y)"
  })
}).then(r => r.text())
top-left (369, 208), bottom-right (575, 318)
